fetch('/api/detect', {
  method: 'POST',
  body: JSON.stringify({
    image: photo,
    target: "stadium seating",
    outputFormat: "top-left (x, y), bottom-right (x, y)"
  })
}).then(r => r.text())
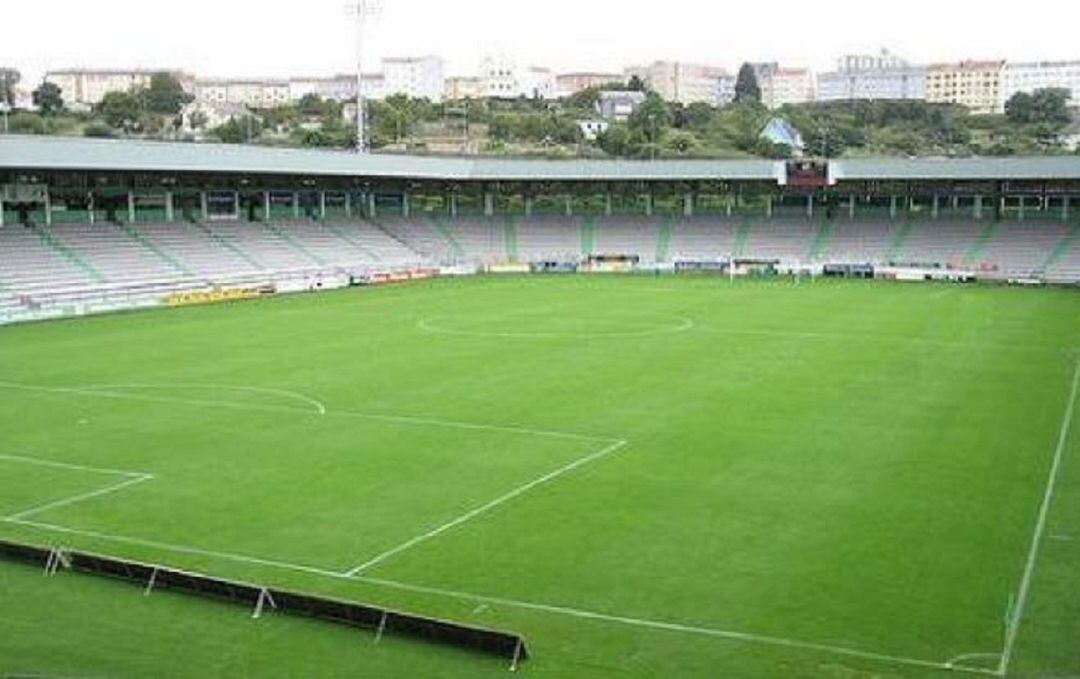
top-left (0, 215), bottom-right (1076, 325)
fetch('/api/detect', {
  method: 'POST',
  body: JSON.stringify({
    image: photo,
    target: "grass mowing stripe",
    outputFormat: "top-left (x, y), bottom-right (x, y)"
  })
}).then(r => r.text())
top-left (999, 359), bottom-right (1080, 675)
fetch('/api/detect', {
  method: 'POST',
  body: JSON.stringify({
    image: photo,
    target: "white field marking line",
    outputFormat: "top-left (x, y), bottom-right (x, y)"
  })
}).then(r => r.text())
top-left (351, 576), bottom-right (999, 677)
top-left (1049, 534), bottom-right (1074, 542)
top-left (81, 383), bottom-right (327, 416)
top-left (999, 358), bottom-right (1080, 677)
top-left (343, 439), bottom-right (628, 576)
top-left (417, 315), bottom-right (694, 339)
top-left (3, 517), bottom-right (999, 678)
top-left (1, 518), bottom-right (345, 580)
top-left (0, 453), bottom-right (151, 479)
top-left (0, 381), bottom-right (615, 444)
top-left (6, 474), bottom-right (155, 522)
top-left (945, 652), bottom-right (1001, 669)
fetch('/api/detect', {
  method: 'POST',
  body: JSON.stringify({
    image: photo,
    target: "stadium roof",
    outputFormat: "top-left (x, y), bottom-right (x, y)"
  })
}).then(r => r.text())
top-left (0, 136), bottom-right (784, 182)
top-left (2, 137), bottom-right (1078, 184)
top-left (830, 157), bottom-right (1080, 181)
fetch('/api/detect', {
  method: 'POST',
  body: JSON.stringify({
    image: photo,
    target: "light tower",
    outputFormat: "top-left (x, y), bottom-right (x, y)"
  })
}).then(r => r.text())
top-left (346, 0), bottom-right (381, 153)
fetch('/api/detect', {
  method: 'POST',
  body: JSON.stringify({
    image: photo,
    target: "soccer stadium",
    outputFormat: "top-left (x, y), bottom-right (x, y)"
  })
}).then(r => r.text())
top-left (1, 135), bottom-right (1079, 678)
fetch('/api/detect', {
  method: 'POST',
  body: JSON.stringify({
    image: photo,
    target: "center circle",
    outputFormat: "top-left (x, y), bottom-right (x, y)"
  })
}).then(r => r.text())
top-left (418, 312), bottom-right (694, 339)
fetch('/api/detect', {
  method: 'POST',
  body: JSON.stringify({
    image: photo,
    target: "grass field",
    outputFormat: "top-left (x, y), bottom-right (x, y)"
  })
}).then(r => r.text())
top-left (0, 276), bottom-right (1077, 678)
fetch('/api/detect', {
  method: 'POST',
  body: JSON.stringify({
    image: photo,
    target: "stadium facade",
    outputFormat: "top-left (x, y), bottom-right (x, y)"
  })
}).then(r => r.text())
top-left (0, 136), bottom-right (1078, 324)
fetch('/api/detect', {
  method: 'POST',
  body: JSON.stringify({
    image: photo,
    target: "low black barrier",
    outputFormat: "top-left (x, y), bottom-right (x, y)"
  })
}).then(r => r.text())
top-left (0, 539), bottom-right (528, 666)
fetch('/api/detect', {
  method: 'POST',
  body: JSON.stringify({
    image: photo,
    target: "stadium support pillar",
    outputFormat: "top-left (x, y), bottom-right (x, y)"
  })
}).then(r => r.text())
top-left (726, 195), bottom-right (734, 217)
top-left (889, 195), bottom-right (897, 219)
top-left (200, 192), bottom-right (208, 222)
top-left (1063, 196), bottom-right (1070, 221)
top-left (605, 192), bottom-right (613, 216)
top-left (683, 192), bottom-right (694, 218)
top-left (645, 192), bottom-right (654, 217)
top-left (293, 192), bottom-right (301, 220)
top-left (524, 195), bottom-right (533, 217)
top-left (448, 193), bottom-right (457, 218)
top-left (344, 192), bottom-right (352, 218)
top-left (952, 195), bottom-right (960, 211)
top-left (263, 192), bottom-right (271, 222)
top-left (402, 191), bottom-right (410, 218)
top-left (806, 194), bottom-right (813, 219)
top-left (564, 195), bottom-right (573, 217)
top-left (848, 195), bottom-right (855, 219)
top-left (233, 192), bottom-right (240, 221)
top-left (320, 191), bottom-right (327, 220)
top-left (368, 192), bottom-right (377, 218)
top-left (128, 192), bottom-right (136, 224)
top-left (88, 193), bottom-right (95, 225)
top-left (1018, 196), bottom-right (1025, 221)
top-left (44, 191), bottom-right (52, 226)
top-left (165, 192), bottom-right (174, 223)
top-left (974, 195), bottom-right (983, 220)
top-left (484, 191), bottom-right (494, 217)
top-left (932, 194), bottom-right (939, 220)
top-left (0, 200), bottom-right (4, 227)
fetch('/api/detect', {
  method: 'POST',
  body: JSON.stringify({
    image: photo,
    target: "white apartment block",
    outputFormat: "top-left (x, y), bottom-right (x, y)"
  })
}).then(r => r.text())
top-left (556, 73), bottom-right (623, 97)
top-left (1002, 60), bottom-right (1080, 109)
top-left (44, 69), bottom-right (194, 109)
top-left (817, 51), bottom-right (925, 102)
top-left (479, 56), bottom-right (555, 99)
top-left (288, 75), bottom-right (357, 102)
top-left (194, 80), bottom-right (291, 108)
top-left (753, 64), bottom-right (815, 108)
top-left (382, 56), bottom-right (445, 101)
top-left (625, 61), bottom-right (729, 104)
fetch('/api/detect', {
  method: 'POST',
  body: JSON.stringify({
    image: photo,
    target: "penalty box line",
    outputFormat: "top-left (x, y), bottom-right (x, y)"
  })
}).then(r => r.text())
top-left (342, 438), bottom-right (628, 576)
top-left (0, 453), bottom-right (156, 522)
top-left (0, 518), bottom-right (997, 678)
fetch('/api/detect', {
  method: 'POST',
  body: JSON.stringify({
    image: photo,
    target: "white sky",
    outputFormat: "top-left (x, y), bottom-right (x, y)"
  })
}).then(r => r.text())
top-left (2, 0), bottom-right (1078, 84)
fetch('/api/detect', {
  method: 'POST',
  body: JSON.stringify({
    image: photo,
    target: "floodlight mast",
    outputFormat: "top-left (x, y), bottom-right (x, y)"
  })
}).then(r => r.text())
top-left (346, 0), bottom-right (381, 154)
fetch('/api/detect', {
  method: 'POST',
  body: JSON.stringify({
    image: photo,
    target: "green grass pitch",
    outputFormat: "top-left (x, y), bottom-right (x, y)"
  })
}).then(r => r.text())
top-left (0, 276), bottom-right (1078, 678)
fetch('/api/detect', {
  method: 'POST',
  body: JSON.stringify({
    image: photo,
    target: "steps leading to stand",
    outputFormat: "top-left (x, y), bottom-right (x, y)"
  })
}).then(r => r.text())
top-left (809, 218), bottom-right (834, 261)
top-left (430, 216), bottom-right (466, 260)
top-left (1043, 223), bottom-right (1080, 273)
top-left (886, 219), bottom-right (916, 261)
top-left (964, 220), bottom-right (1002, 267)
top-left (581, 216), bottom-right (597, 258)
top-left (33, 226), bottom-right (105, 283)
top-left (191, 222), bottom-right (266, 271)
top-left (656, 217), bottom-right (675, 263)
top-left (260, 222), bottom-right (326, 267)
top-left (119, 223), bottom-right (191, 276)
top-left (503, 216), bottom-right (520, 262)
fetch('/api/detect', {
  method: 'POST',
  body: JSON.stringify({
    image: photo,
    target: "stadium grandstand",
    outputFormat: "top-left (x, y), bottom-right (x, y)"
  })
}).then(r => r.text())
top-left (1, 136), bottom-right (1078, 323)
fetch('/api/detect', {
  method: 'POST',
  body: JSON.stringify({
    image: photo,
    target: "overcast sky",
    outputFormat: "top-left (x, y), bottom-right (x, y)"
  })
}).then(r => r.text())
top-left (3, 0), bottom-right (1078, 84)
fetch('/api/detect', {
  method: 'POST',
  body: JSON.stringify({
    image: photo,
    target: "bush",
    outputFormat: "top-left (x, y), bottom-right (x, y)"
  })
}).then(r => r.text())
top-left (83, 123), bottom-right (114, 138)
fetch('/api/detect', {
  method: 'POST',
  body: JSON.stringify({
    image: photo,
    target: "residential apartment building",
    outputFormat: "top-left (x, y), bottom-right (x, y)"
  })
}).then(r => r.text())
top-left (444, 76), bottom-right (482, 100)
top-left (1002, 60), bottom-right (1080, 109)
top-left (382, 56), bottom-right (445, 101)
top-left (925, 60), bottom-right (1005, 114)
top-left (288, 75), bottom-right (357, 102)
top-left (752, 63), bottom-right (815, 108)
top-left (817, 50), bottom-right (926, 102)
top-left (716, 75), bottom-right (736, 106)
top-left (555, 72), bottom-right (623, 97)
top-left (625, 61), bottom-right (729, 104)
top-left (44, 69), bottom-right (194, 109)
top-left (479, 56), bottom-right (555, 99)
top-left (194, 79), bottom-right (291, 108)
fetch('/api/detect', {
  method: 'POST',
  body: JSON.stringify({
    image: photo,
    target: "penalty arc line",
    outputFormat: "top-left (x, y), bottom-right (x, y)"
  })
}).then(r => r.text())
top-left (343, 439), bottom-right (628, 576)
top-left (999, 359), bottom-right (1080, 676)
top-left (0, 518), bottom-right (997, 678)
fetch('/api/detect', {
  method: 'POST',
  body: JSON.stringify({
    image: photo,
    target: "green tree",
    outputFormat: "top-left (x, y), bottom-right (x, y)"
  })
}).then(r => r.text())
top-left (1006, 88), bottom-right (1072, 125)
top-left (99, 91), bottom-right (144, 130)
top-left (596, 124), bottom-right (636, 157)
top-left (32, 82), bottom-right (64, 115)
top-left (140, 72), bottom-right (193, 115)
top-left (0, 68), bottom-right (20, 107)
top-left (627, 75), bottom-right (647, 92)
top-left (628, 93), bottom-right (672, 152)
top-left (734, 64), bottom-right (761, 105)
top-left (210, 116), bottom-right (258, 144)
